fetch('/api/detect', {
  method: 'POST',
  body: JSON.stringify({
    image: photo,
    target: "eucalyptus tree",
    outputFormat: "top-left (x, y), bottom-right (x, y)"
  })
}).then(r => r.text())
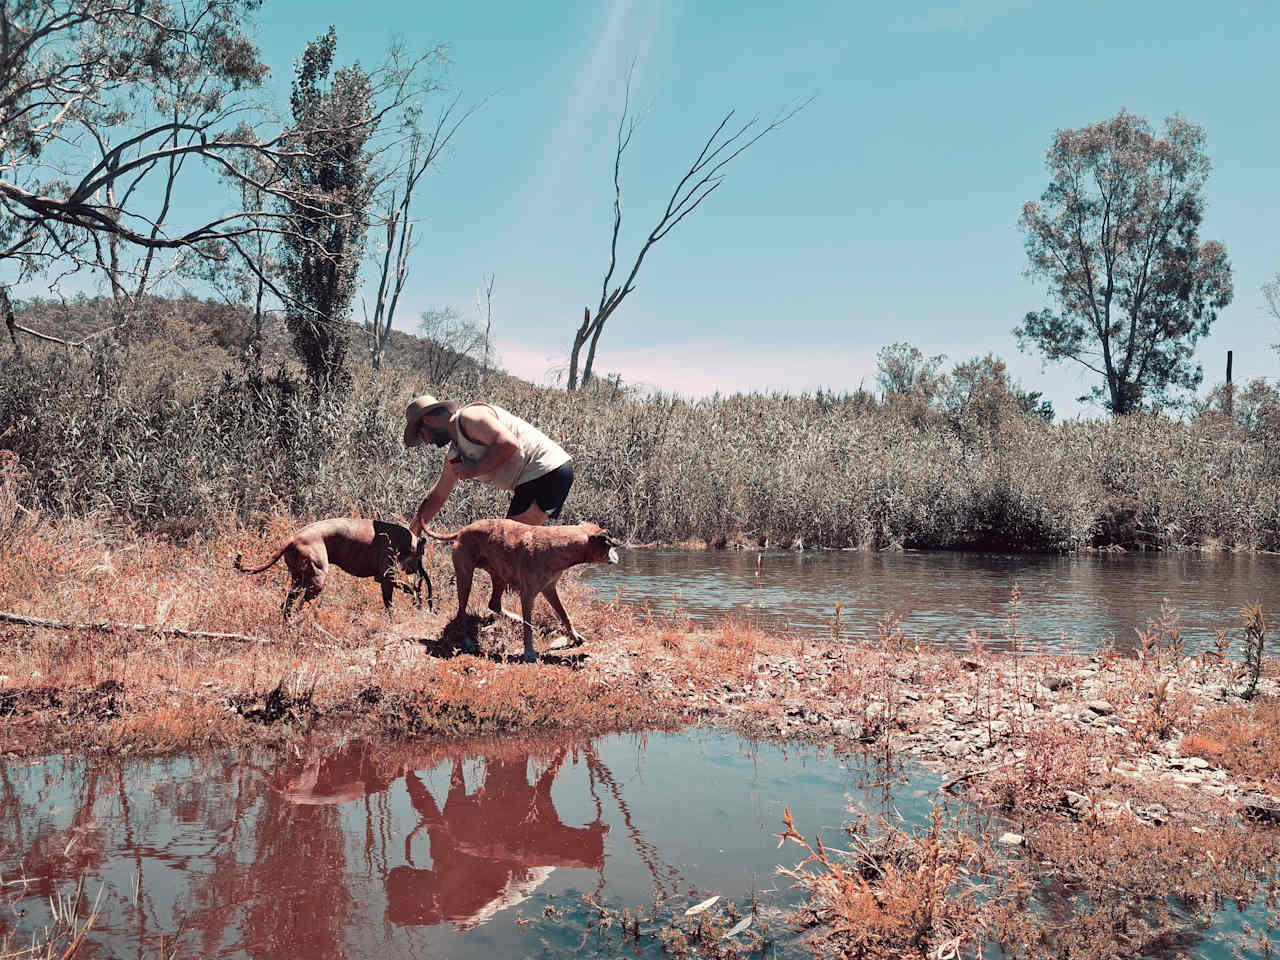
top-left (0, 0), bottom-right (274, 325)
top-left (0, 0), bottom-right (438, 365)
top-left (1016, 111), bottom-right (1233, 415)
top-left (275, 27), bottom-right (376, 394)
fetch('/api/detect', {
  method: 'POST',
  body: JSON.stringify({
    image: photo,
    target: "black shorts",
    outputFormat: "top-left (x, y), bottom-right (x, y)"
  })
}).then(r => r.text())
top-left (507, 461), bottom-right (574, 520)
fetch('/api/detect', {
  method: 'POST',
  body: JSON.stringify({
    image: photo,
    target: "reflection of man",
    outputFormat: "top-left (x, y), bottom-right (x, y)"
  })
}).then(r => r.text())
top-left (386, 752), bottom-right (608, 930)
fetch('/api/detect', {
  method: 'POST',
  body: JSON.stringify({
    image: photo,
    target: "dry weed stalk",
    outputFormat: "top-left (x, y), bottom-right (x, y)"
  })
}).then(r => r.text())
top-left (1241, 604), bottom-right (1267, 700)
top-left (777, 805), bottom-right (980, 959)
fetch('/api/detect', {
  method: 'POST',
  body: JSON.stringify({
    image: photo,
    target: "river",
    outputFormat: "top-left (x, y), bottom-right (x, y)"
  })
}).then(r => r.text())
top-left (583, 548), bottom-right (1280, 654)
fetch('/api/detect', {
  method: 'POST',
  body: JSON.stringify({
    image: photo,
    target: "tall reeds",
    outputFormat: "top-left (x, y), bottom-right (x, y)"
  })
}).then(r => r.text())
top-left (4, 329), bottom-right (1280, 552)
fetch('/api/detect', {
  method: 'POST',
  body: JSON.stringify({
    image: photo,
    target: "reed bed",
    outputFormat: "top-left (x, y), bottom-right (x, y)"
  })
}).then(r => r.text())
top-left (3, 324), bottom-right (1279, 552)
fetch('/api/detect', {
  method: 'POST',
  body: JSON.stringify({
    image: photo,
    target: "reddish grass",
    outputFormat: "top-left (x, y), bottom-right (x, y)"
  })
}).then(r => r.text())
top-left (1181, 696), bottom-right (1280, 791)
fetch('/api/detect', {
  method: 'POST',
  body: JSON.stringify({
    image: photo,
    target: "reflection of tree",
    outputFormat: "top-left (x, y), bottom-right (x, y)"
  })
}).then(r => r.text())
top-left (583, 743), bottom-right (685, 899)
top-left (386, 747), bottom-right (608, 930)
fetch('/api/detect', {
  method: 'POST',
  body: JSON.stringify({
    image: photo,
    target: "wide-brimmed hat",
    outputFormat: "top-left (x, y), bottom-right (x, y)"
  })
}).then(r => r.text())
top-left (403, 395), bottom-right (457, 448)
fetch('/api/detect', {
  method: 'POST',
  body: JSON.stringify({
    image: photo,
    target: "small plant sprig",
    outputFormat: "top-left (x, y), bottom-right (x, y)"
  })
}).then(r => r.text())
top-left (1240, 604), bottom-right (1266, 700)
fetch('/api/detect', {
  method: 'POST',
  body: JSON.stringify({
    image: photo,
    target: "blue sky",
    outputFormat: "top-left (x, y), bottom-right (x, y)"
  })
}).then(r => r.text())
top-left (34, 1), bottom-right (1280, 415)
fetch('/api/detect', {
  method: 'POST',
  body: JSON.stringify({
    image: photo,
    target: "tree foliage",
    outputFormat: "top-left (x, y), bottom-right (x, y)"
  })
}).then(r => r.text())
top-left (941, 353), bottom-right (1054, 425)
top-left (1016, 110), bottom-right (1232, 415)
top-left (875, 341), bottom-right (946, 401)
top-left (278, 27), bottom-right (376, 394)
top-left (0, 0), bottom-right (269, 278)
top-left (415, 306), bottom-right (486, 385)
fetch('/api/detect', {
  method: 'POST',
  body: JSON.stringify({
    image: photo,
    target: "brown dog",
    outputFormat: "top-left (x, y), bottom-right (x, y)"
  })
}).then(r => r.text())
top-left (425, 518), bottom-right (620, 661)
top-left (235, 519), bottom-right (431, 618)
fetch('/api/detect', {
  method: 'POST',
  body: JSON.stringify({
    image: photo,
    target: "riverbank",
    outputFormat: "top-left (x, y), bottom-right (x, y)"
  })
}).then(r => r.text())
top-left (0, 517), bottom-right (1274, 787)
top-left (3, 518), bottom-right (1279, 955)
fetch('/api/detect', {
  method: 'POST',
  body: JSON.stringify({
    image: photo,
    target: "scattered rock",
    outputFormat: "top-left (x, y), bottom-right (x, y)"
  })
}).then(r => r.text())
top-left (1085, 699), bottom-right (1115, 716)
top-left (998, 832), bottom-right (1025, 847)
top-left (1133, 803), bottom-right (1168, 825)
top-left (961, 657), bottom-right (981, 671)
top-left (1244, 804), bottom-right (1280, 826)
top-left (1178, 756), bottom-right (1210, 771)
top-left (1062, 790), bottom-right (1091, 813)
top-left (1078, 708), bottom-right (1099, 724)
top-left (1042, 674), bottom-right (1066, 691)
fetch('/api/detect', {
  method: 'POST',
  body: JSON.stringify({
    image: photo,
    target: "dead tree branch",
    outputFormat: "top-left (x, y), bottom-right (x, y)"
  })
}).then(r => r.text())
top-left (0, 610), bottom-right (269, 644)
top-left (567, 74), bottom-right (809, 390)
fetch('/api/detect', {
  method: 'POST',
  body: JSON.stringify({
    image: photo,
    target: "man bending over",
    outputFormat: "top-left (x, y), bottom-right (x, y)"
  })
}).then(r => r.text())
top-left (403, 394), bottom-right (574, 533)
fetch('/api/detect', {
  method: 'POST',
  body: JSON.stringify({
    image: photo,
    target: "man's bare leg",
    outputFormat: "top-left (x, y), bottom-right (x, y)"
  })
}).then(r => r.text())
top-left (506, 503), bottom-right (549, 526)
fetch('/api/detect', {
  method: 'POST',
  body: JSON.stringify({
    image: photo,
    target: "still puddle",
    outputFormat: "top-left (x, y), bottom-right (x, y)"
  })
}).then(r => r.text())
top-left (1, 730), bottom-right (940, 958)
top-left (583, 549), bottom-right (1280, 653)
top-left (3, 730), bottom-right (1276, 958)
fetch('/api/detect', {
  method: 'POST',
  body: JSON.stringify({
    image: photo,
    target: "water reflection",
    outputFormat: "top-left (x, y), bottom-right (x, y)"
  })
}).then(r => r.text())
top-left (2, 733), bottom-right (883, 959)
top-left (279, 744), bottom-right (610, 931)
top-left (3, 734), bottom-right (1271, 958)
top-left (582, 548), bottom-right (1280, 653)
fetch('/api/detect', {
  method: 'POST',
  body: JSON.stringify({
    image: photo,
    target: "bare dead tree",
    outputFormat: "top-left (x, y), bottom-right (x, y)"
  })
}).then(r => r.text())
top-left (567, 74), bottom-right (809, 390)
top-left (1265, 274), bottom-right (1280, 357)
top-left (365, 94), bottom-right (478, 370)
top-left (477, 272), bottom-right (494, 379)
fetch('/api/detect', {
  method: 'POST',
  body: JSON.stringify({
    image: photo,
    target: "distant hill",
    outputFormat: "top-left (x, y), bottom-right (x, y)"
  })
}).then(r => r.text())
top-left (10, 295), bottom-right (526, 392)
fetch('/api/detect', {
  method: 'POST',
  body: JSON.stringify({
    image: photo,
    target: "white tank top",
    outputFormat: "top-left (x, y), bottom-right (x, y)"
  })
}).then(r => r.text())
top-left (448, 403), bottom-right (571, 491)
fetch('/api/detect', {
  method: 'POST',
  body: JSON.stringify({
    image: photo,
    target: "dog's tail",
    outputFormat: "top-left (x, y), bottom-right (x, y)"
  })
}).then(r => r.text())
top-left (422, 527), bottom-right (461, 542)
top-left (234, 543), bottom-right (289, 575)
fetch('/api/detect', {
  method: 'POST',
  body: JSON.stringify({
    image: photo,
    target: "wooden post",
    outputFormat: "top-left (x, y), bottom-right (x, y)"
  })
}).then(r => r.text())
top-left (1225, 350), bottom-right (1234, 420)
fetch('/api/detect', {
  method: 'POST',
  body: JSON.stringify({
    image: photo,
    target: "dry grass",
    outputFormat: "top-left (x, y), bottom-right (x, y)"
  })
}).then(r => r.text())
top-left (779, 806), bottom-right (983, 959)
top-left (0, 515), bottom-right (674, 753)
top-left (0, 875), bottom-right (102, 960)
top-left (1181, 696), bottom-right (1280, 792)
top-left (779, 800), bottom-right (1280, 960)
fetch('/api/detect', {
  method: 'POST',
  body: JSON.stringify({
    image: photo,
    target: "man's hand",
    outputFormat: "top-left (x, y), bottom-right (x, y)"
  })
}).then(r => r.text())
top-left (411, 462), bottom-right (459, 535)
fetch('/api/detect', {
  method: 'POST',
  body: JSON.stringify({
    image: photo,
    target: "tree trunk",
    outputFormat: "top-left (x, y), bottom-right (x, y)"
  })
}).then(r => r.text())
top-left (568, 307), bottom-right (591, 391)
top-left (1, 285), bottom-right (19, 358)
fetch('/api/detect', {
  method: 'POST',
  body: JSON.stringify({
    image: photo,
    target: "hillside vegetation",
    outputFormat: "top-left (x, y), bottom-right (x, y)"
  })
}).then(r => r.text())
top-left (4, 297), bottom-right (1279, 551)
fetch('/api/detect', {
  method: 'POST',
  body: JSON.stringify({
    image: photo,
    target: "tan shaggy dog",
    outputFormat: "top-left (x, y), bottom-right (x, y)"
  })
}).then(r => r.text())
top-left (425, 518), bottom-right (620, 661)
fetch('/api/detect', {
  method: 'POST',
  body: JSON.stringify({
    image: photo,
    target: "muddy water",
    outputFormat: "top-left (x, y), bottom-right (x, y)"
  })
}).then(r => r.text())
top-left (1, 731), bottom-right (942, 959)
top-left (582, 549), bottom-right (1280, 654)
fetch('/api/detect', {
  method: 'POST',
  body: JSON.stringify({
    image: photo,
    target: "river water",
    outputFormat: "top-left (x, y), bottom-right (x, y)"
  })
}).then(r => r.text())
top-left (582, 549), bottom-right (1280, 654)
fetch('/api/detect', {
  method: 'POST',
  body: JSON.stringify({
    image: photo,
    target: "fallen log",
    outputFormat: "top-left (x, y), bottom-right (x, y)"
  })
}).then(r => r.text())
top-left (0, 610), bottom-right (269, 644)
